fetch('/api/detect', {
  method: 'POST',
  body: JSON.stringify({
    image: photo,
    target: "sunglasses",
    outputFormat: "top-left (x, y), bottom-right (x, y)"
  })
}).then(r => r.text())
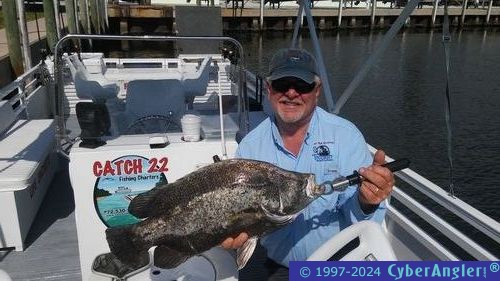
top-left (270, 78), bottom-right (317, 94)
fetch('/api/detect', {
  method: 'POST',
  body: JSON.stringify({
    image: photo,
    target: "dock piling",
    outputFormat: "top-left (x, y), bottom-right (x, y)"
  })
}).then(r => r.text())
top-left (15, 0), bottom-right (32, 70)
top-left (260, 0), bottom-right (264, 30)
top-left (99, 0), bottom-right (108, 33)
top-left (350, 17), bottom-right (356, 27)
top-left (431, 0), bottom-right (439, 27)
top-left (66, 0), bottom-right (78, 34)
top-left (89, 0), bottom-right (101, 34)
top-left (2, 0), bottom-right (24, 76)
top-left (460, 0), bottom-right (467, 26)
top-left (486, 0), bottom-right (493, 24)
top-left (370, 0), bottom-right (377, 29)
top-left (53, 0), bottom-right (62, 39)
top-left (338, 0), bottom-right (344, 28)
top-left (319, 17), bottom-right (326, 30)
top-left (78, 0), bottom-right (90, 34)
top-left (43, 0), bottom-right (59, 53)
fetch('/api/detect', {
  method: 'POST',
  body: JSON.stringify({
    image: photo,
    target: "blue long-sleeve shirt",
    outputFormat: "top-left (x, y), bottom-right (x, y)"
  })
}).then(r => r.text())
top-left (236, 107), bottom-right (387, 266)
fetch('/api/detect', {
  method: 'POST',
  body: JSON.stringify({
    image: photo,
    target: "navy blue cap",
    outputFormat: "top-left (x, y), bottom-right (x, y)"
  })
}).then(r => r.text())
top-left (268, 48), bottom-right (318, 84)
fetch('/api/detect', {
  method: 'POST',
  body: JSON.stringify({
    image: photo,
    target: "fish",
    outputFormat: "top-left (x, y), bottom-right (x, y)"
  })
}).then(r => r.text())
top-left (98, 159), bottom-right (325, 277)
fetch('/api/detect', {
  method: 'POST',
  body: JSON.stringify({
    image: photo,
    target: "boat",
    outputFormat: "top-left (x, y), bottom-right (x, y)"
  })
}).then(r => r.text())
top-left (0, 1), bottom-right (499, 281)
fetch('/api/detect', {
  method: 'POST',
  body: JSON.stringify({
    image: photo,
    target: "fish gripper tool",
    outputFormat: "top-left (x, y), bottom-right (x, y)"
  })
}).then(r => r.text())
top-left (320, 158), bottom-right (410, 194)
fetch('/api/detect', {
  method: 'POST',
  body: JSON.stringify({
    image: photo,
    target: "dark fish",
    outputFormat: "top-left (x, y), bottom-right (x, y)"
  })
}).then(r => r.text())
top-left (103, 159), bottom-right (325, 275)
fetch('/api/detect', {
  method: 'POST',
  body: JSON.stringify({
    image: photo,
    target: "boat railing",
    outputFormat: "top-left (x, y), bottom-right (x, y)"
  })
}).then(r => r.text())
top-left (0, 61), bottom-right (53, 120)
top-left (369, 145), bottom-right (500, 260)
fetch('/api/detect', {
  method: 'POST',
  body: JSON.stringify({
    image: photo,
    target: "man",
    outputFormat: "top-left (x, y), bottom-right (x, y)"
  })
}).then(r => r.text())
top-left (222, 48), bottom-right (395, 279)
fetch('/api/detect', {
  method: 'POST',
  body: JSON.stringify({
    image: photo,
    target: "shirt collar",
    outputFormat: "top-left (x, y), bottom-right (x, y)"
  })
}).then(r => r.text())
top-left (270, 107), bottom-right (319, 149)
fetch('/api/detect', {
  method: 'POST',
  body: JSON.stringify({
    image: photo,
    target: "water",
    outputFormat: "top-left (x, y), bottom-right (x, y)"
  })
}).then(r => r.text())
top-left (226, 29), bottom-right (500, 223)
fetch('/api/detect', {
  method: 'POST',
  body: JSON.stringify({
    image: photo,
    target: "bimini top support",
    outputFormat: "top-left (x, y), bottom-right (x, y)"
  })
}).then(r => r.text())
top-left (334, 0), bottom-right (421, 114)
top-left (291, 0), bottom-right (336, 113)
top-left (291, 0), bottom-right (421, 114)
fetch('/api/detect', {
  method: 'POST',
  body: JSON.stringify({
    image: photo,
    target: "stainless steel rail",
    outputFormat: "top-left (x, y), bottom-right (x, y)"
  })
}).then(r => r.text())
top-left (369, 145), bottom-right (500, 260)
top-left (0, 61), bottom-right (46, 118)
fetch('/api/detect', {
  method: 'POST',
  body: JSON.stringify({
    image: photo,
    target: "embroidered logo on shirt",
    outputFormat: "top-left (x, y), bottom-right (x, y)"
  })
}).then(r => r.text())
top-left (313, 145), bottom-right (333, 161)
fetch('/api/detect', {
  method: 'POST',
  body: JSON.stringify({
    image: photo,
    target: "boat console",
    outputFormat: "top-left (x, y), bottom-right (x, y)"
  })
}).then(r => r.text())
top-left (69, 133), bottom-right (239, 280)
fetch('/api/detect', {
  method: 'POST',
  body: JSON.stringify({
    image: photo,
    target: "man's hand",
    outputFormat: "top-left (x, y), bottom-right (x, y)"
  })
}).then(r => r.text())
top-left (358, 150), bottom-right (395, 213)
top-left (221, 232), bottom-right (249, 249)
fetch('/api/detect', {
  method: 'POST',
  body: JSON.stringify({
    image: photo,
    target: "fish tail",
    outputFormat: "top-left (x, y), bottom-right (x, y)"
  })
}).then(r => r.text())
top-left (106, 226), bottom-right (149, 267)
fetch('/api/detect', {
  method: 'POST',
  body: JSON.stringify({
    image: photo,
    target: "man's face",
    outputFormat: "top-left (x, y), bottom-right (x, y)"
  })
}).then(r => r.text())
top-left (267, 76), bottom-right (321, 125)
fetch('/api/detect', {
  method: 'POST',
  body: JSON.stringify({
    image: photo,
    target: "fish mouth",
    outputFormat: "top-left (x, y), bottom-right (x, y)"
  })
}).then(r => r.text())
top-left (261, 205), bottom-right (298, 225)
top-left (305, 174), bottom-right (325, 198)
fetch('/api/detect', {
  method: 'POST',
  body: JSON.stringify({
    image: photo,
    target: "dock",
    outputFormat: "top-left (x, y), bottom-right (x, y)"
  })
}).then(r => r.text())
top-left (0, 18), bottom-right (47, 60)
top-left (0, 18), bottom-right (48, 87)
top-left (1, 2), bottom-right (499, 85)
top-left (106, 3), bottom-right (500, 32)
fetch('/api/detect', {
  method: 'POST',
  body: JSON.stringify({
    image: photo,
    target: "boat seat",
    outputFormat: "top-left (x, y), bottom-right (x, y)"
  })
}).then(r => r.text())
top-left (307, 220), bottom-right (397, 261)
top-left (123, 79), bottom-right (186, 134)
top-left (182, 56), bottom-right (212, 98)
top-left (0, 101), bottom-right (57, 251)
top-left (67, 55), bottom-right (118, 102)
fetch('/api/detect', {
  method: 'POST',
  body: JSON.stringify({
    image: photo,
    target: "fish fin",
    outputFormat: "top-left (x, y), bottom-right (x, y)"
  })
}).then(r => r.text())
top-left (92, 252), bottom-right (149, 279)
top-left (128, 187), bottom-right (163, 218)
top-left (106, 226), bottom-right (148, 268)
top-left (261, 205), bottom-right (297, 225)
top-left (236, 236), bottom-right (258, 270)
top-left (154, 245), bottom-right (190, 269)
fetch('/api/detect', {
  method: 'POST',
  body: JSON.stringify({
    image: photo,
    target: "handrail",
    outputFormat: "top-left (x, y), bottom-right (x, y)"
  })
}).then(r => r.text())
top-left (386, 205), bottom-right (459, 261)
top-left (0, 61), bottom-right (47, 121)
top-left (396, 167), bottom-right (500, 244)
top-left (0, 61), bottom-right (43, 100)
top-left (392, 186), bottom-right (498, 260)
top-left (368, 145), bottom-right (500, 249)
